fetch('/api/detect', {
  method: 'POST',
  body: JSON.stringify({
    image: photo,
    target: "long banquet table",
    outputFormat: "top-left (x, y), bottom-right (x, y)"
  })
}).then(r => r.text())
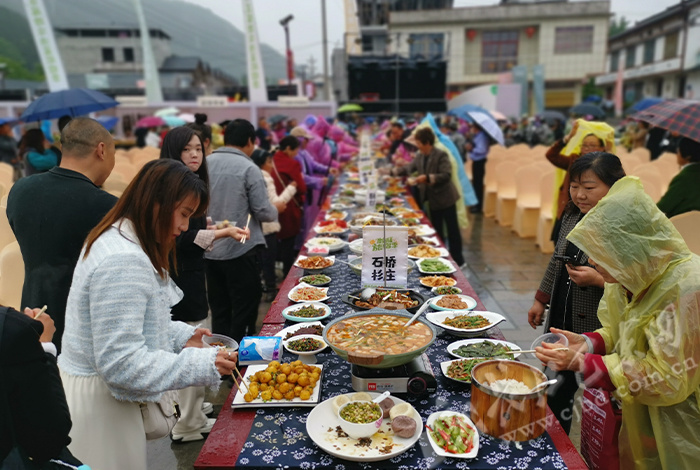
top-left (195, 181), bottom-right (587, 470)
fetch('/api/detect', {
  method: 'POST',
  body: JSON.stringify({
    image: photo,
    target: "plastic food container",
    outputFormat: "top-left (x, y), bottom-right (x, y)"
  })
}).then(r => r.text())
top-left (530, 332), bottom-right (569, 351)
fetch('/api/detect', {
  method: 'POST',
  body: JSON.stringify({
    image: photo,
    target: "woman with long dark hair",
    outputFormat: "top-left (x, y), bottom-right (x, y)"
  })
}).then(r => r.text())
top-left (58, 160), bottom-right (239, 470)
top-left (19, 128), bottom-right (59, 177)
top-left (159, 126), bottom-right (247, 441)
top-left (528, 152), bottom-right (625, 433)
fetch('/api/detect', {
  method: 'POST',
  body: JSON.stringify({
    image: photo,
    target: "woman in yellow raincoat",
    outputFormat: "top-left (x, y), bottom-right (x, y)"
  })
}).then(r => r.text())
top-left (535, 177), bottom-right (700, 469)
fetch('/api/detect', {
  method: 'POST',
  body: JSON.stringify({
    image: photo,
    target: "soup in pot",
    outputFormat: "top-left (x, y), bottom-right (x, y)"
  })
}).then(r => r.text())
top-left (326, 315), bottom-right (433, 356)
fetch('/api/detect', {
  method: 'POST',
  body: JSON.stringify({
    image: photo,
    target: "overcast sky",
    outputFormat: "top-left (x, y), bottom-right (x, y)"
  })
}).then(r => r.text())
top-left (185, 0), bottom-right (680, 75)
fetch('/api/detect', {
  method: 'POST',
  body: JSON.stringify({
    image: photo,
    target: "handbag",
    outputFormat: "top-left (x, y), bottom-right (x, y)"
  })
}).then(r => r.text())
top-left (580, 388), bottom-right (622, 470)
top-left (139, 390), bottom-right (180, 440)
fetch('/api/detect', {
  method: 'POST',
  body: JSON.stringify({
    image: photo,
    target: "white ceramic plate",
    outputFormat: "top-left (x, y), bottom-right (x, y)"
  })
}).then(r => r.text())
top-left (430, 286), bottom-right (463, 295)
top-left (325, 210), bottom-right (348, 221)
top-left (230, 364), bottom-right (324, 408)
top-left (306, 392), bottom-right (422, 462)
top-left (447, 338), bottom-right (521, 360)
top-left (294, 255), bottom-right (336, 271)
top-left (418, 275), bottom-right (457, 288)
top-left (287, 283), bottom-right (330, 303)
top-left (274, 321), bottom-right (324, 340)
top-left (282, 302), bottom-right (331, 322)
top-left (439, 357), bottom-right (490, 384)
top-left (407, 246), bottom-right (450, 259)
top-left (314, 223), bottom-right (349, 235)
top-left (305, 237), bottom-right (346, 253)
top-left (413, 225), bottom-right (436, 237)
top-left (429, 294), bottom-right (477, 311)
top-left (417, 258), bottom-right (456, 274)
top-left (283, 334), bottom-right (327, 356)
top-left (425, 411), bottom-right (480, 459)
top-left (425, 311), bottom-right (506, 338)
top-left (330, 202), bottom-right (355, 211)
top-left (349, 238), bottom-right (363, 255)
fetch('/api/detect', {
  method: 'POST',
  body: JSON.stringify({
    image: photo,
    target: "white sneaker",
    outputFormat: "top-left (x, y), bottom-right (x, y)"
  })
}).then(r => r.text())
top-left (171, 418), bottom-right (216, 443)
top-left (201, 401), bottom-right (214, 415)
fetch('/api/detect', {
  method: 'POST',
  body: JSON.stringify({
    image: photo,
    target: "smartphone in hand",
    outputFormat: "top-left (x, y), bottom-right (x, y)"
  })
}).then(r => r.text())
top-left (553, 254), bottom-right (584, 266)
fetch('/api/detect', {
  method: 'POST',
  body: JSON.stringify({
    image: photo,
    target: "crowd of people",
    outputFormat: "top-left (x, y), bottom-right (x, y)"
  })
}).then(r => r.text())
top-left (0, 105), bottom-right (698, 470)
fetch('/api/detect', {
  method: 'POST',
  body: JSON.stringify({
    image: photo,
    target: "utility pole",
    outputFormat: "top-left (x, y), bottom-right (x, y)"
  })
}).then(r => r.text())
top-left (321, 0), bottom-right (330, 101)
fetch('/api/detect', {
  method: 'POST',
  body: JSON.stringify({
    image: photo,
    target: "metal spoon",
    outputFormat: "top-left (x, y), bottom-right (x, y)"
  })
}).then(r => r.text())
top-left (529, 379), bottom-right (558, 393)
top-left (404, 301), bottom-right (430, 327)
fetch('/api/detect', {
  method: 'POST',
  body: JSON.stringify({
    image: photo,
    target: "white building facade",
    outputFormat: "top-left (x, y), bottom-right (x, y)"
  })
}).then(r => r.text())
top-left (595, 0), bottom-right (700, 102)
top-left (389, 0), bottom-right (610, 111)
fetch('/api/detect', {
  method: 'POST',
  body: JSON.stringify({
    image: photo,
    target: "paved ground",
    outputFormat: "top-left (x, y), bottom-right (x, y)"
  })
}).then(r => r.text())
top-left (146, 213), bottom-right (584, 469)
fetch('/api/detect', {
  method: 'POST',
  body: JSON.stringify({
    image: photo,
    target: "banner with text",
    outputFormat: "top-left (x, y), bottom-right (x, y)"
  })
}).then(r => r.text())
top-left (23, 0), bottom-right (69, 91)
top-left (361, 226), bottom-right (409, 289)
top-left (242, 0), bottom-right (269, 102)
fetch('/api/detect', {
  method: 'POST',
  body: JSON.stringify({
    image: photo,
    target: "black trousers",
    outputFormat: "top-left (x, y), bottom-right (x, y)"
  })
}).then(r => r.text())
top-left (546, 368), bottom-right (579, 434)
top-left (205, 253), bottom-right (262, 344)
top-left (278, 236), bottom-right (298, 278)
top-left (430, 203), bottom-right (465, 266)
top-left (259, 233), bottom-right (278, 290)
top-left (471, 159), bottom-right (486, 210)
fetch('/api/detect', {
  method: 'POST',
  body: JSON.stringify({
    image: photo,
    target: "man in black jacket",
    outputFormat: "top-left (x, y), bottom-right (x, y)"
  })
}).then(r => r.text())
top-left (6, 117), bottom-right (117, 351)
top-left (0, 306), bottom-right (82, 467)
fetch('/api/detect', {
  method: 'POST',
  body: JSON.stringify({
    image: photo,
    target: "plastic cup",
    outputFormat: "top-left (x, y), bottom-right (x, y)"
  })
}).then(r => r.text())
top-left (531, 332), bottom-right (569, 351)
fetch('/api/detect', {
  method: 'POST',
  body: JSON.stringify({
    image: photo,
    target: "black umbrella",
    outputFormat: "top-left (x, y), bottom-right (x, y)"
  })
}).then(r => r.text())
top-left (569, 103), bottom-right (605, 120)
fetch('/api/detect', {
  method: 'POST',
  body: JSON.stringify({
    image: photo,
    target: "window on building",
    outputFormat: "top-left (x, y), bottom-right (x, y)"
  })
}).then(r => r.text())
top-left (643, 39), bottom-right (655, 64)
top-left (101, 47), bottom-right (114, 62)
top-left (123, 47), bottom-right (134, 62)
top-left (409, 33), bottom-right (444, 59)
top-left (664, 31), bottom-right (679, 60)
top-left (625, 45), bottom-right (636, 68)
top-left (610, 50), bottom-right (620, 72)
top-left (554, 26), bottom-right (593, 54)
top-left (481, 30), bottom-right (518, 74)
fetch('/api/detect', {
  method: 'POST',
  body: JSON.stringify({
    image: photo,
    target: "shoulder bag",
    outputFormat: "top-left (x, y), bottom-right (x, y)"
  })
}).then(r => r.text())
top-left (139, 390), bottom-right (180, 440)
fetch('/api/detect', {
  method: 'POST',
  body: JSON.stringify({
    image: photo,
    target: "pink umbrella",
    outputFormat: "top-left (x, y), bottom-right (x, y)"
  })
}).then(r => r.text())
top-left (135, 116), bottom-right (166, 128)
top-left (490, 110), bottom-right (507, 121)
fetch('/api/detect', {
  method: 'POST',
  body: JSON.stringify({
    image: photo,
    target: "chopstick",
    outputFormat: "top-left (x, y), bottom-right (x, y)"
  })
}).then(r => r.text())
top-left (503, 347), bottom-right (569, 354)
top-left (232, 366), bottom-right (250, 395)
top-left (34, 305), bottom-right (48, 320)
top-left (241, 214), bottom-right (252, 244)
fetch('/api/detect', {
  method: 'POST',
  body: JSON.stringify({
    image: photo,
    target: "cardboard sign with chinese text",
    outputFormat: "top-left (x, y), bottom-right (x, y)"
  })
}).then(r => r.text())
top-left (361, 226), bottom-right (409, 288)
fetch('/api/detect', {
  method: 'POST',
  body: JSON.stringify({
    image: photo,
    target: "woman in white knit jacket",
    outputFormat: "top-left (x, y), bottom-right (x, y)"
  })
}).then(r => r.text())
top-left (251, 148), bottom-right (296, 294)
top-left (58, 160), bottom-right (241, 470)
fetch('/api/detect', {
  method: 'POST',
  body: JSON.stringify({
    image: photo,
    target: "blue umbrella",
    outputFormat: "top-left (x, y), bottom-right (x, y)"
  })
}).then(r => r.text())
top-left (628, 97), bottom-right (664, 113)
top-left (20, 88), bottom-right (119, 122)
top-left (162, 115), bottom-right (186, 127)
top-left (95, 116), bottom-right (120, 131)
top-left (448, 104), bottom-right (490, 123)
top-left (0, 116), bottom-right (19, 126)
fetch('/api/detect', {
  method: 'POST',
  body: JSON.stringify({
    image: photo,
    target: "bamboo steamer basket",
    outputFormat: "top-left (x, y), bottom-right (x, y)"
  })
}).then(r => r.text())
top-left (470, 360), bottom-right (548, 441)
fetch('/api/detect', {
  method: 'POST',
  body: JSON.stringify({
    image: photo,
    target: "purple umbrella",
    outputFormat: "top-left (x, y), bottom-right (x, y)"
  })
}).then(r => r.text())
top-left (135, 116), bottom-right (166, 128)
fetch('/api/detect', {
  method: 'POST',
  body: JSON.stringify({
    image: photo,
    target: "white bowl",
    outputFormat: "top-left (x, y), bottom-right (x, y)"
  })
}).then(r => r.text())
top-left (425, 311), bottom-right (506, 338)
top-left (202, 333), bottom-right (238, 351)
top-left (348, 238), bottom-right (363, 255)
top-left (283, 334), bottom-right (327, 364)
top-left (337, 401), bottom-right (384, 439)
